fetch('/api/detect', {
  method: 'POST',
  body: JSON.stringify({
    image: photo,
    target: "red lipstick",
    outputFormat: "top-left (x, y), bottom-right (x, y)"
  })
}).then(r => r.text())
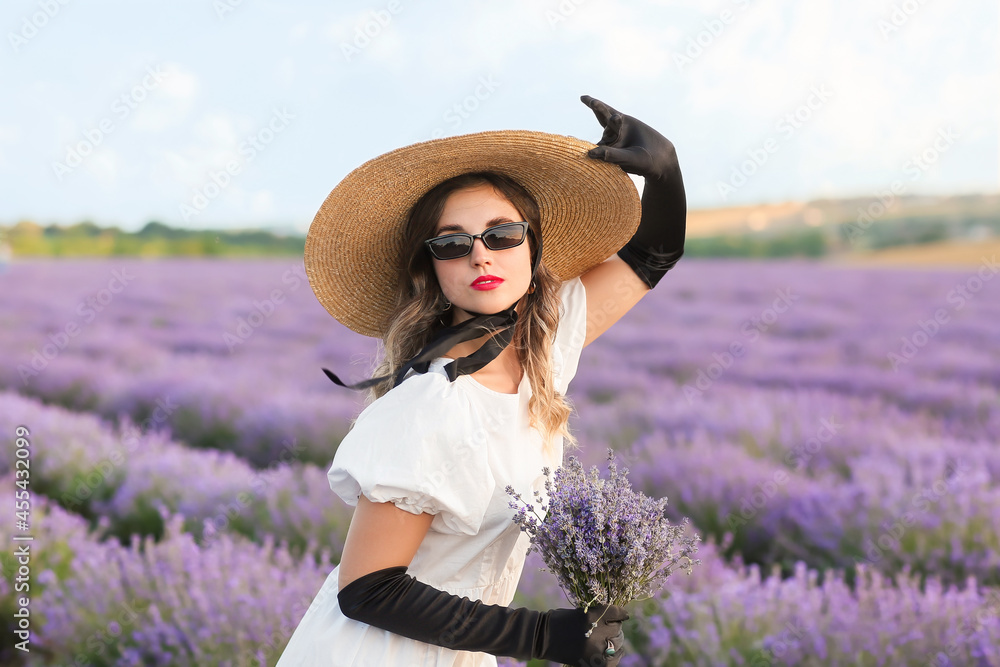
top-left (471, 275), bottom-right (503, 290)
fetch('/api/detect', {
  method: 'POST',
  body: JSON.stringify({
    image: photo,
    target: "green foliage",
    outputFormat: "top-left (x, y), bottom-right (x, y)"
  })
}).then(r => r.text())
top-left (685, 227), bottom-right (829, 258)
top-left (838, 214), bottom-right (1000, 251)
top-left (4, 204), bottom-right (994, 258)
top-left (1, 220), bottom-right (305, 257)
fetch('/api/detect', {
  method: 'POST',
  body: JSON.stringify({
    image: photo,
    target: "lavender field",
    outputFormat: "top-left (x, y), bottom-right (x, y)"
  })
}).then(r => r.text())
top-left (1, 256), bottom-right (999, 666)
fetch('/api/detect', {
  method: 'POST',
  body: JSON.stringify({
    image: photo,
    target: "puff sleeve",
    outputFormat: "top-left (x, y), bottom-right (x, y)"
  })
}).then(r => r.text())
top-left (327, 370), bottom-right (496, 536)
top-left (551, 275), bottom-right (588, 395)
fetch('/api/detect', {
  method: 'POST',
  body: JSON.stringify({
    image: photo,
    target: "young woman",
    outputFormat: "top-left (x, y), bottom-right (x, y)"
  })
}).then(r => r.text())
top-left (276, 95), bottom-right (686, 667)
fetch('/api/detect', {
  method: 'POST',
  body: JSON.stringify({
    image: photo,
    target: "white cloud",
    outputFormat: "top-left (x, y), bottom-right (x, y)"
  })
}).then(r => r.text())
top-left (150, 150), bottom-right (191, 193)
top-left (322, 8), bottom-right (412, 69)
top-left (0, 124), bottom-right (20, 143)
top-left (541, 0), bottom-right (673, 79)
top-left (250, 189), bottom-right (275, 216)
top-left (672, 0), bottom-right (992, 186)
top-left (7, 0), bottom-right (997, 226)
top-left (364, 26), bottom-right (405, 66)
top-left (151, 111), bottom-right (243, 189)
top-left (193, 111), bottom-right (240, 146)
top-left (289, 21), bottom-right (310, 43)
top-left (83, 148), bottom-right (122, 190)
top-left (130, 63), bottom-right (199, 133)
top-left (372, 1), bottom-right (550, 79)
top-left (322, 10), bottom-right (367, 42)
top-left (273, 55), bottom-right (296, 86)
top-left (0, 123), bottom-right (21, 169)
top-left (52, 113), bottom-right (81, 152)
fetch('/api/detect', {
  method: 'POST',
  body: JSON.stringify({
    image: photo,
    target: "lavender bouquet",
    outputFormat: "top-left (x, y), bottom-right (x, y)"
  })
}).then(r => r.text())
top-left (506, 448), bottom-right (700, 611)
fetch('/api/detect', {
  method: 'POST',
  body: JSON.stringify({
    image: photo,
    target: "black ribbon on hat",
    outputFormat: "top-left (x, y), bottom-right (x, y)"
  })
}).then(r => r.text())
top-left (322, 229), bottom-right (542, 391)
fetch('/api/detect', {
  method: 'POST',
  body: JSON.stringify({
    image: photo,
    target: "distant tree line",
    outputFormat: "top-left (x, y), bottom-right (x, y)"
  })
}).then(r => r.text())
top-left (1, 212), bottom-right (996, 258)
top-left (840, 214), bottom-right (998, 250)
top-left (0, 220), bottom-right (305, 256)
top-left (686, 213), bottom-right (998, 259)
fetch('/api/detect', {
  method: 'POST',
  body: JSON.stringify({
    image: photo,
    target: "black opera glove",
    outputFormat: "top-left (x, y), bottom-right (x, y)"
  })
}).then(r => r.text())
top-left (337, 565), bottom-right (629, 665)
top-left (574, 603), bottom-right (629, 667)
top-left (582, 94), bottom-right (687, 289)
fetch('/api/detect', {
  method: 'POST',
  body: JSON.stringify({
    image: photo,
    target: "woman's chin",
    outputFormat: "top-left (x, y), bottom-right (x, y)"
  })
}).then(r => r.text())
top-left (453, 291), bottom-right (523, 319)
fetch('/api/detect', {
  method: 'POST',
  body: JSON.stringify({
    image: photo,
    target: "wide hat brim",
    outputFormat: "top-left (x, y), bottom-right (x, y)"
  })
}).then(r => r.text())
top-left (305, 129), bottom-right (641, 338)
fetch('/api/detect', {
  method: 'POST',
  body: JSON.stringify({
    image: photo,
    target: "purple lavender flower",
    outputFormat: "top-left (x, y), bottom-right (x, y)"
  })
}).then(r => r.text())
top-left (507, 448), bottom-right (701, 609)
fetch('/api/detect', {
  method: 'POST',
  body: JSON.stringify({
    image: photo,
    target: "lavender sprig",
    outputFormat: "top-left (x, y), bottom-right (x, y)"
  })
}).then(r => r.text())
top-left (507, 448), bottom-right (701, 610)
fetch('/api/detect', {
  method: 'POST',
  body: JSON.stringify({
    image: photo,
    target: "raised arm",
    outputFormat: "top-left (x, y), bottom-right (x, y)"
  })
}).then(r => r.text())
top-left (579, 94), bottom-right (687, 348)
top-left (580, 254), bottom-right (650, 348)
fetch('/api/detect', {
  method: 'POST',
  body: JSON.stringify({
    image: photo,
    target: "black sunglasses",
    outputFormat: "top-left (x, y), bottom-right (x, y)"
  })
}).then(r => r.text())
top-left (424, 221), bottom-right (530, 260)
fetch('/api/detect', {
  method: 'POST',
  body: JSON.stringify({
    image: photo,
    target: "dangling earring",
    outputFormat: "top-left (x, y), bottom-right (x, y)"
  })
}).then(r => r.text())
top-left (442, 298), bottom-right (452, 311)
top-left (527, 280), bottom-right (536, 295)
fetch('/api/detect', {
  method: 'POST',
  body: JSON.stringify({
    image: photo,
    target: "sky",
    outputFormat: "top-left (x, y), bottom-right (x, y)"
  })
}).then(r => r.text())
top-left (2, 0), bottom-right (997, 233)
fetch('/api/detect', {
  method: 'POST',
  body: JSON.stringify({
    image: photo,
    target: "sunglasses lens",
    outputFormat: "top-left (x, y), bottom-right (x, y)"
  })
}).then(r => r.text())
top-left (429, 237), bottom-right (472, 259)
top-left (484, 224), bottom-right (526, 250)
top-left (427, 223), bottom-right (526, 259)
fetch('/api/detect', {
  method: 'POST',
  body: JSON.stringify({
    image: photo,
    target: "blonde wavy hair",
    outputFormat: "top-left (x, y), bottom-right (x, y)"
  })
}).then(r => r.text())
top-left (363, 171), bottom-right (579, 456)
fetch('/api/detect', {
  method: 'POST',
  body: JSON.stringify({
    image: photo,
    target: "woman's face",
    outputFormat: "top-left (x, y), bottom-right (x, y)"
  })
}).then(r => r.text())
top-left (430, 183), bottom-right (533, 324)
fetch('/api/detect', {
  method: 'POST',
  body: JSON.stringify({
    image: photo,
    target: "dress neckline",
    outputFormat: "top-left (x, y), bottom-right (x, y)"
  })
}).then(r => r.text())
top-left (432, 357), bottom-right (527, 398)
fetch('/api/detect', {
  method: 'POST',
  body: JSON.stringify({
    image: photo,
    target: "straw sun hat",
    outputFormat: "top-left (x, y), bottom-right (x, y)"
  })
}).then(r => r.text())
top-left (304, 129), bottom-right (641, 339)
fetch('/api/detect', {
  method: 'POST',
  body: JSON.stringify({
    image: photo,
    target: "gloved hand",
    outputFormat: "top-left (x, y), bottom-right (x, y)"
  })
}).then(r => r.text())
top-left (582, 94), bottom-right (686, 289)
top-left (337, 565), bottom-right (630, 666)
top-left (542, 603), bottom-right (630, 666)
top-left (582, 94), bottom-right (680, 182)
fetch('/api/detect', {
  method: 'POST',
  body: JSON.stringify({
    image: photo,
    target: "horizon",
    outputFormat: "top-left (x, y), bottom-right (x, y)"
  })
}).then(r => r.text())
top-left (4, 190), bottom-right (997, 239)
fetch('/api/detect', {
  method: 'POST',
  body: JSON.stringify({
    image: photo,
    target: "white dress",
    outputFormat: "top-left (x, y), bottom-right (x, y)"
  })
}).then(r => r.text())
top-left (275, 276), bottom-right (589, 667)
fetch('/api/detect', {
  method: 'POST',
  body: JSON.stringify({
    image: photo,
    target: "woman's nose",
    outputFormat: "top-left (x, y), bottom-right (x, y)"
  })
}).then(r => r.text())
top-left (469, 237), bottom-right (493, 265)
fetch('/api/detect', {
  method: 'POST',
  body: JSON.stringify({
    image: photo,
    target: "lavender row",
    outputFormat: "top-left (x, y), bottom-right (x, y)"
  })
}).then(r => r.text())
top-left (626, 427), bottom-right (1000, 588)
top-left (5, 489), bottom-right (997, 666)
top-left (562, 258), bottom-right (999, 442)
top-left (0, 484), bottom-right (331, 666)
top-left (0, 391), bottom-right (351, 563)
top-left (6, 374), bottom-right (998, 591)
top-left (567, 376), bottom-right (1000, 586)
top-left (0, 258), bottom-right (370, 468)
top-left (1, 258), bottom-right (997, 469)
top-left (512, 544), bottom-right (1000, 666)
top-left (3, 258), bottom-right (1000, 586)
